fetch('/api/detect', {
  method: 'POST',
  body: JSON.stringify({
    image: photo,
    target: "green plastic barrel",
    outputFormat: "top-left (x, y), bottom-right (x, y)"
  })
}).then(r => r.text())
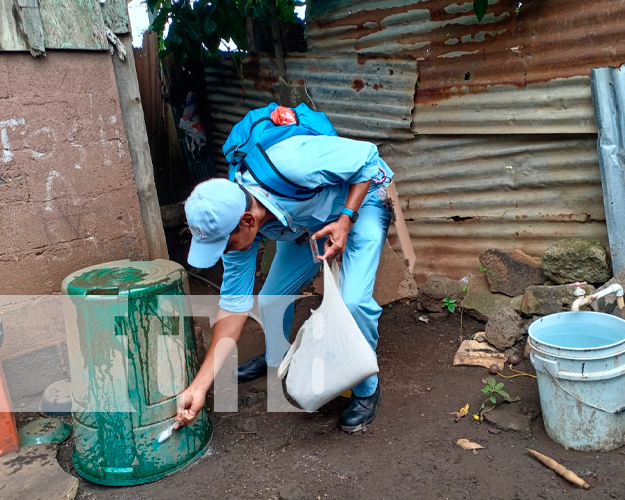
top-left (62, 259), bottom-right (212, 486)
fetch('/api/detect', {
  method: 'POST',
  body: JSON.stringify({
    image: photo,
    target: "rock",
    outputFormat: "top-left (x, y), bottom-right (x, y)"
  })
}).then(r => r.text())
top-left (479, 249), bottom-right (545, 297)
top-left (541, 239), bottom-right (611, 284)
top-left (418, 274), bottom-right (464, 313)
top-left (0, 443), bottom-right (78, 500)
top-left (280, 481), bottom-right (307, 500)
top-left (160, 202), bottom-right (186, 229)
top-left (372, 240), bottom-right (419, 306)
top-left (483, 403), bottom-right (532, 435)
top-left (460, 273), bottom-right (510, 322)
top-left (509, 294), bottom-right (524, 315)
top-left (485, 306), bottom-right (526, 351)
top-left (521, 284), bottom-right (595, 316)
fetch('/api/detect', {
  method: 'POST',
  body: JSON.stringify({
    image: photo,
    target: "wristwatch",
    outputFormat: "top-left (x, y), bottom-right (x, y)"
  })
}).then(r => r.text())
top-left (340, 207), bottom-right (359, 224)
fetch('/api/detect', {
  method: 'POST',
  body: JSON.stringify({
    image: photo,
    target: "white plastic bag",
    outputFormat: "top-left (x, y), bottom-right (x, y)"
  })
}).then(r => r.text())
top-left (277, 260), bottom-right (379, 411)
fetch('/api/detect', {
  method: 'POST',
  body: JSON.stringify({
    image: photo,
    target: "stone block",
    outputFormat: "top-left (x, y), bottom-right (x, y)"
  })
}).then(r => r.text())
top-left (521, 284), bottom-right (595, 316)
top-left (460, 273), bottom-right (510, 322)
top-left (479, 249), bottom-right (544, 297)
top-left (418, 274), bottom-right (464, 313)
top-left (485, 306), bottom-right (526, 351)
top-left (542, 239), bottom-right (611, 284)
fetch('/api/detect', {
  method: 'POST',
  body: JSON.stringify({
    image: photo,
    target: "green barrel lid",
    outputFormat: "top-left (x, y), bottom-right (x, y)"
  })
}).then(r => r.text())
top-left (18, 418), bottom-right (72, 446)
top-left (61, 259), bottom-right (186, 298)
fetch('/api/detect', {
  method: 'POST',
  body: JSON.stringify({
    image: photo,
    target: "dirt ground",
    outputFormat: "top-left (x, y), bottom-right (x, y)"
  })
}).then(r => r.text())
top-left (13, 230), bottom-right (625, 499)
top-left (19, 288), bottom-right (625, 500)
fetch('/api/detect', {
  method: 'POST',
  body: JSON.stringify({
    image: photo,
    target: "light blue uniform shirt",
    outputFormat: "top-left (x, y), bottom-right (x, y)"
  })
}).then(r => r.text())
top-left (219, 135), bottom-right (393, 312)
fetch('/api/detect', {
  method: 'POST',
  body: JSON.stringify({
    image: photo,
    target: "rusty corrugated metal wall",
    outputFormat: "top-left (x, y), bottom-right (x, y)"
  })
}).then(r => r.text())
top-left (379, 135), bottom-right (608, 283)
top-left (307, 0), bottom-right (625, 134)
top-left (204, 0), bottom-right (623, 284)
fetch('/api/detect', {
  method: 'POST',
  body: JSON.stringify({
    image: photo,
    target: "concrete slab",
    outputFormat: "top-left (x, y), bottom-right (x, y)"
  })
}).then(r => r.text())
top-left (0, 443), bottom-right (78, 500)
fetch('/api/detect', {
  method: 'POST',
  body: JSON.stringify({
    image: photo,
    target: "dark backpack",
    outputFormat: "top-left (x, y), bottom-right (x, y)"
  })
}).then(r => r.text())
top-left (223, 102), bottom-right (338, 200)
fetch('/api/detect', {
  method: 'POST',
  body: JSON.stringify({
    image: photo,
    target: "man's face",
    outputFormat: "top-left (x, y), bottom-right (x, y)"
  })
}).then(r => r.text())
top-left (224, 216), bottom-right (258, 254)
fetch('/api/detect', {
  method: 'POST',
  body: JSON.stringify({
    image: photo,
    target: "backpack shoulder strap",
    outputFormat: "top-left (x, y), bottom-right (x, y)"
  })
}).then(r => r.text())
top-left (243, 145), bottom-right (323, 201)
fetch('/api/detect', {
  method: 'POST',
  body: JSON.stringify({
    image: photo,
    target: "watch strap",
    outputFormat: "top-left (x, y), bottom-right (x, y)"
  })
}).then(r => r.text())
top-left (340, 208), bottom-right (354, 218)
top-left (340, 207), bottom-right (358, 223)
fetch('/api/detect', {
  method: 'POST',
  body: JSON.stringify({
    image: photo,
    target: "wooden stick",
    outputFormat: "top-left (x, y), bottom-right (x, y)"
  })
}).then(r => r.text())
top-left (527, 449), bottom-right (590, 489)
top-left (386, 181), bottom-right (416, 273)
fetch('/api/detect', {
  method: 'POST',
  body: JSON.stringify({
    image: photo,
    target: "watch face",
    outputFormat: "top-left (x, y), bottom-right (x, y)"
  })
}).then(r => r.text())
top-left (352, 211), bottom-right (359, 223)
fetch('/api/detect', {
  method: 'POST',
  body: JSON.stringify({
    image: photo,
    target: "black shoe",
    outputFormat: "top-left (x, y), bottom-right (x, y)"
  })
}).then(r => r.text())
top-left (339, 384), bottom-right (381, 433)
top-left (231, 353), bottom-right (267, 384)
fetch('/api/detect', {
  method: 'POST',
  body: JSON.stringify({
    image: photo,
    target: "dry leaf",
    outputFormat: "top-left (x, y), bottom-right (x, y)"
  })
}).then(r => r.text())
top-left (456, 438), bottom-right (484, 451)
top-left (450, 403), bottom-right (470, 422)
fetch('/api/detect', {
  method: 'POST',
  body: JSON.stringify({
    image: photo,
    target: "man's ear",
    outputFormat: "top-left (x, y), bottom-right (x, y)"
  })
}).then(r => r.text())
top-left (240, 212), bottom-right (256, 228)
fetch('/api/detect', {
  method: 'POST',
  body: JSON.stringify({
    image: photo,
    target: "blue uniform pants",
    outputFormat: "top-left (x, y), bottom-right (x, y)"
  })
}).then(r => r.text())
top-left (258, 194), bottom-right (391, 397)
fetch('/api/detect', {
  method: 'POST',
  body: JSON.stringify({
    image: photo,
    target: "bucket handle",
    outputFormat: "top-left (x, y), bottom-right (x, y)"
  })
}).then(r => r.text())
top-left (544, 369), bottom-right (625, 415)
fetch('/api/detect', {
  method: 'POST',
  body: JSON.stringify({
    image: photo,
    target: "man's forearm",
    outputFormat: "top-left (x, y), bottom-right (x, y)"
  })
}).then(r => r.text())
top-left (190, 309), bottom-right (248, 392)
top-left (339, 180), bottom-right (371, 224)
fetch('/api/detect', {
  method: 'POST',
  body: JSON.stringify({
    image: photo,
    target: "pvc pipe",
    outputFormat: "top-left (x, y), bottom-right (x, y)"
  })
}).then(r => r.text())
top-left (572, 283), bottom-right (624, 311)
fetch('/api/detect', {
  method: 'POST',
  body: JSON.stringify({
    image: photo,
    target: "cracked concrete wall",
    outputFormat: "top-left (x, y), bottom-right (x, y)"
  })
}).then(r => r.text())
top-left (0, 51), bottom-right (150, 398)
top-left (0, 51), bottom-right (149, 296)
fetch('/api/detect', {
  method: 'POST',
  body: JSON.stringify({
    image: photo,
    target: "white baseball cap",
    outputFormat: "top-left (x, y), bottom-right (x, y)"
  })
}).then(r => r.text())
top-left (185, 179), bottom-right (247, 268)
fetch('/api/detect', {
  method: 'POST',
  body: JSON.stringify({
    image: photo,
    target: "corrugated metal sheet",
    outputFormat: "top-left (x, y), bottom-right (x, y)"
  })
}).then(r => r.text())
top-left (205, 52), bottom-right (417, 172)
top-left (591, 65), bottom-right (625, 274)
top-left (306, 0), bottom-right (625, 134)
top-left (205, 56), bottom-right (280, 175)
top-left (378, 134), bottom-right (608, 284)
top-left (286, 53), bottom-right (417, 140)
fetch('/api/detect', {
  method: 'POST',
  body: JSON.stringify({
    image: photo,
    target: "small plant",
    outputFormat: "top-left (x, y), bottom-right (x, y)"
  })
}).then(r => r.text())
top-left (442, 297), bottom-right (457, 313)
top-left (476, 378), bottom-right (520, 420)
top-left (478, 264), bottom-right (494, 275)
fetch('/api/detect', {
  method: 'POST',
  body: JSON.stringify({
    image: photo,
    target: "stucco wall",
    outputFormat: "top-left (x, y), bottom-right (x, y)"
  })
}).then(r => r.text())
top-left (0, 50), bottom-right (150, 399)
top-left (0, 50), bottom-right (149, 296)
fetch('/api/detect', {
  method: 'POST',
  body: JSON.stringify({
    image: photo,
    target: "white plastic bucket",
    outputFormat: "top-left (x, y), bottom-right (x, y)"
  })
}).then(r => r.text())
top-left (529, 311), bottom-right (625, 451)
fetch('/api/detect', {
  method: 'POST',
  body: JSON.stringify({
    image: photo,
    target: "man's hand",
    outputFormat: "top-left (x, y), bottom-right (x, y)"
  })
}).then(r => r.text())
top-left (312, 216), bottom-right (352, 260)
top-left (176, 385), bottom-right (207, 427)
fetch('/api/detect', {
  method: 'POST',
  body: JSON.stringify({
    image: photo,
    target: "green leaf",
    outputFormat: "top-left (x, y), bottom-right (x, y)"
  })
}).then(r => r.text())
top-left (489, 396), bottom-right (497, 404)
top-left (203, 17), bottom-right (217, 34)
top-left (481, 387), bottom-right (490, 395)
top-left (498, 389), bottom-right (510, 399)
top-left (448, 303), bottom-right (456, 313)
top-left (473, 0), bottom-right (488, 21)
top-left (486, 378), bottom-right (496, 387)
top-left (495, 382), bottom-right (504, 391)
